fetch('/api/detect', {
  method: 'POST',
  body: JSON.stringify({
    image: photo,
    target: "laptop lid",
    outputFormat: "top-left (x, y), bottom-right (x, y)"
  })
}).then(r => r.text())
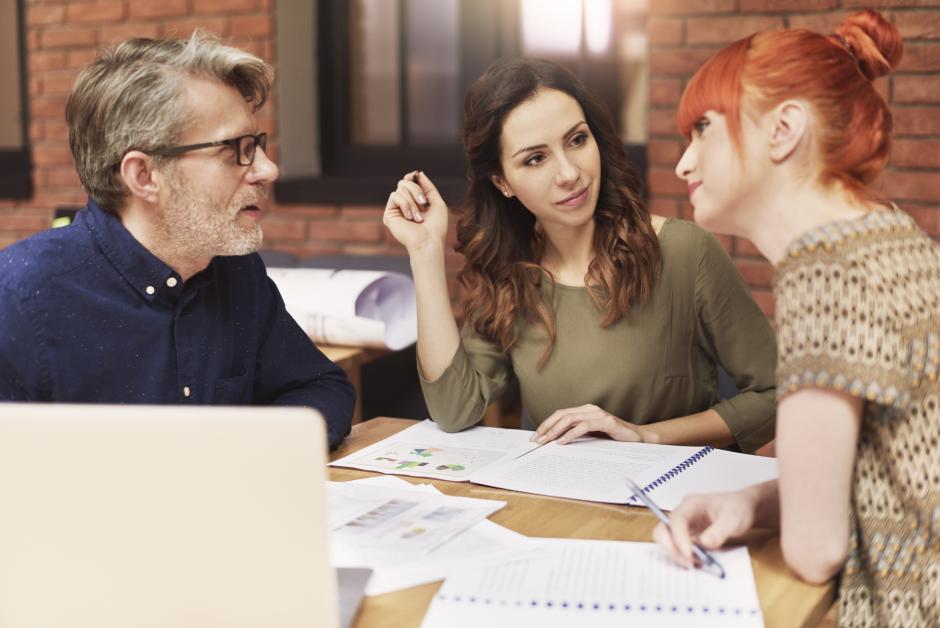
top-left (0, 403), bottom-right (339, 628)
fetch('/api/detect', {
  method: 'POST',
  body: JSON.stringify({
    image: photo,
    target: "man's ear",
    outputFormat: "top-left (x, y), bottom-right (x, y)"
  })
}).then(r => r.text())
top-left (119, 151), bottom-right (161, 204)
top-left (768, 100), bottom-right (809, 163)
top-left (489, 174), bottom-right (514, 198)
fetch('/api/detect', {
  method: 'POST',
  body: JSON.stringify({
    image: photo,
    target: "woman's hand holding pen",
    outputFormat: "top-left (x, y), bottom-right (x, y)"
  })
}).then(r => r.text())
top-left (651, 486), bottom-right (767, 569)
top-left (383, 170), bottom-right (449, 254)
top-left (532, 404), bottom-right (650, 445)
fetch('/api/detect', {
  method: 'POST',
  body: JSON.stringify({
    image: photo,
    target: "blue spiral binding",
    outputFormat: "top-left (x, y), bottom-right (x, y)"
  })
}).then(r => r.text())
top-left (627, 446), bottom-right (715, 503)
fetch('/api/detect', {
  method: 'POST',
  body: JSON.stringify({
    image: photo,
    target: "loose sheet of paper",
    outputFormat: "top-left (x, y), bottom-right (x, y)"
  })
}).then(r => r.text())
top-left (328, 481), bottom-right (504, 555)
top-left (329, 476), bottom-right (536, 596)
top-left (421, 539), bottom-right (764, 628)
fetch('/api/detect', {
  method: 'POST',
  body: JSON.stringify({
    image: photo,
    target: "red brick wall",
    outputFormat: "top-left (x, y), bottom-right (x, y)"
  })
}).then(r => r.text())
top-left (647, 0), bottom-right (940, 317)
top-left (3, 1), bottom-right (938, 314)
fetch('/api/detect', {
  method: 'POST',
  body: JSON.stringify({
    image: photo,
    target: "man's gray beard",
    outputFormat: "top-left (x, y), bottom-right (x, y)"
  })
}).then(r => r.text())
top-left (159, 176), bottom-right (264, 261)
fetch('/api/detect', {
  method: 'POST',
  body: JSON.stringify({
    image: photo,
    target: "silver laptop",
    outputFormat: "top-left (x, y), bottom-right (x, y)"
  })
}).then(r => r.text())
top-left (0, 403), bottom-right (340, 628)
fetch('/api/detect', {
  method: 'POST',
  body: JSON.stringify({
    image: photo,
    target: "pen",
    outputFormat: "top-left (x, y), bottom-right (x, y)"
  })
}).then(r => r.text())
top-left (624, 477), bottom-right (726, 579)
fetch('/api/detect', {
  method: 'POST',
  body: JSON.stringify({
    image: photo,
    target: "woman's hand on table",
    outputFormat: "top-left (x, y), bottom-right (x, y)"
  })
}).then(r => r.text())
top-left (531, 404), bottom-right (650, 445)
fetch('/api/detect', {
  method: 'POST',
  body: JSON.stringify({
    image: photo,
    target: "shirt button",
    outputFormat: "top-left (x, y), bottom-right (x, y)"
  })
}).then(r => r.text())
top-left (166, 277), bottom-right (178, 288)
top-left (183, 386), bottom-right (191, 397)
top-left (145, 285), bottom-right (155, 295)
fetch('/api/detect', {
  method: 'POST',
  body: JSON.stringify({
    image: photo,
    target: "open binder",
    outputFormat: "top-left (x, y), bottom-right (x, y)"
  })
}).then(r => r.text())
top-left (330, 420), bottom-right (778, 510)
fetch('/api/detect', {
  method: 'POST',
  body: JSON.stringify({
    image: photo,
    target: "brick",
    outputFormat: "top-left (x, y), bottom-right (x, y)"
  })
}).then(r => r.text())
top-left (786, 11), bottom-right (848, 33)
top-left (648, 139), bottom-right (684, 167)
top-left (687, 16), bottom-right (784, 45)
top-left (32, 145), bottom-right (74, 166)
top-left (66, 49), bottom-right (99, 69)
top-left (650, 48), bottom-right (718, 76)
top-left (649, 18), bottom-right (683, 46)
top-left (900, 43), bottom-right (940, 71)
top-left (128, 0), bottom-right (189, 19)
top-left (269, 205), bottom-right (339, 218)
top-left (44, 119), bottom-right (70, 142)
top-left (46, 167), bottom-right (82, 187)
top-left (230, 14), bottom-right (272, 38)
top-left (647, 167), bottom-right (688, 196)
top-left (259, 216), bottom-right (308, 241)
top-left (890, 139), bottom-right (940, 168)
top-left (650, 0), bottom-right (735, 15)
top-left (65, 1), bottom-right (125, 23)
top-left (846, 0), bottom-right (940, 5)
top-left (893, 11), bottom-right (940, 40)
top-left (893, 106), bottom-right (940, 135)
top-left (30, 96), bottom-right (67, 118)
top-left (2, 215), bottom-right (52, 232)
top-left (650, 78), bottom-right (682, 105)
top-left (901, 204), bottom-right (940, 235)
top-left (26, 4), bottom-right (64, 25)
top-left (735, 258), bottom-right (774, 287)
top-left (28, 50), bottom-right (68, 72)
top-left (741, 0), bottom-right (837, 10)
top-left (883, 170), bottom-right (940, 201)
top-left (100, 23), bottom-right (162, 44)
top-left (894, 75), bottom-right (940, 104)
top-left (40, 26), bottom-right (97, 49)
top-left (648, 107), bottom-right (679, 135)
top-left (40, 73), bottom-right (78, 95)
top-left (649, 197), bottom-right (681, 218)
top-left (750, 289), bottom-right (775, 319)
top-left (340, 205), bottom-right (384, 219)
top-left (308, 221), bottom-right (383, 242)
top-left (734, 237), bottom-right (764, 258)
top-left (29, 120), bottom-right (44, 142)
top-left (160, 17), bottom-right (229, 39)
top-left (193, 0), bottom-right (258, 13)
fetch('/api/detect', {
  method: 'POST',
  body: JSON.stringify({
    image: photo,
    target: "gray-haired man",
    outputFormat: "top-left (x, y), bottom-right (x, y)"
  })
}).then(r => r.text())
top-left (0, 32), bottom-right (355, 449)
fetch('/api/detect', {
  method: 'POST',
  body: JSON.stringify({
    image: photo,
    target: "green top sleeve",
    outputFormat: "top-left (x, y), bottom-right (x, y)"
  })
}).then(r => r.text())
top-left (419, 325), bottom-right (513, 432)
top-left (692, 230), bottom-right (777, 453)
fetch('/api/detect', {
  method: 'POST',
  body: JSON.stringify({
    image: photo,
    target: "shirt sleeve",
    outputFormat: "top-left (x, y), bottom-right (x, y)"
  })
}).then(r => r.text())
top-left (774, 253), bottom-right (913, 409)
top-left (252, 274), bottom-right (356, 451)
top-left (693, 232), bottom-right (778, 453)
top-left (0, 284), bottom-right (47, 401)
top-left (419, 323), bottom-right (513, 432)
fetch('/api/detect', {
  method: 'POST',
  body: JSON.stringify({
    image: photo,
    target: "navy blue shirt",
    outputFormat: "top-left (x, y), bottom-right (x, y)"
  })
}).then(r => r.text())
top-left (0, 201), bottom-right (354, 449)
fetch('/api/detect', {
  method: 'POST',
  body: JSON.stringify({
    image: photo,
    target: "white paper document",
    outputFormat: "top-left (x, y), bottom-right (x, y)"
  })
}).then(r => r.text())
top-left (329, 476), bottom-right (535, 596)
top-left (267, 268), bottom-right (416, 349)
top-left (421, 539), bottom-right (765, 628)
top-left (329, 420), bottom-right (778, 510)
top-left (327, 480), bottom-right (505, 555)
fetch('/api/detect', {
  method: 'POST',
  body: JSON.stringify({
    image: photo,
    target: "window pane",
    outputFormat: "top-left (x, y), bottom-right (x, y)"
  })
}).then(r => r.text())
top-left (350, 0), bottom-right (401, 145)
top-left (521, 0), bottom-right (582, 56)
top-left (405, 0), bottom-right (460, 146)
top-left (0, 1), bottom-right (23, 149)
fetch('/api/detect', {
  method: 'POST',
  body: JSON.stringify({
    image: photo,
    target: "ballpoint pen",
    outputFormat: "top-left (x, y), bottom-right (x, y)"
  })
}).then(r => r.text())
top-left (624, 477), bottom-right (726, 579)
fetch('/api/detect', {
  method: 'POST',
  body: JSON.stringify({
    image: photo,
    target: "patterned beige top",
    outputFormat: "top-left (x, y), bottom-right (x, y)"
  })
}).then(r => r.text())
top-left (774, 210), bottom-right (940, 628)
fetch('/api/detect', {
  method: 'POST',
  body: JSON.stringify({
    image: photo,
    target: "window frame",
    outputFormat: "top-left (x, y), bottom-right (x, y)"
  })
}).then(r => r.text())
top-left (0, 0), bottom-right (32, 199)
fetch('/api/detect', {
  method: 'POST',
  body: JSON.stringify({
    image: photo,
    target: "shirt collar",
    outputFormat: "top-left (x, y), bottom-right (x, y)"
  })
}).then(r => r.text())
top-left (82, 200), bottom-right (184, 305)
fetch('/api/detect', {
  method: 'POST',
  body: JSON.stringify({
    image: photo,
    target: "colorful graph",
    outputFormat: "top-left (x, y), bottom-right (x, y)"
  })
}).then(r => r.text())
top-left (411, 447), bottom-right (443, 457)
top-left (354, 442), bottom-right (503, 477)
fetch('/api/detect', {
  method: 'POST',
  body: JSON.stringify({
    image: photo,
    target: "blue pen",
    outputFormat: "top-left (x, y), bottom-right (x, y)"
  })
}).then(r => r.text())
top-left (624, 477), bottom-right (726, 579)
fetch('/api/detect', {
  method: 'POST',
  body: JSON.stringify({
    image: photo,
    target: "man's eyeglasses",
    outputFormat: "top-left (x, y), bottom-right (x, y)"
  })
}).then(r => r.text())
top-left (147, 132), bottom-right (267, 166)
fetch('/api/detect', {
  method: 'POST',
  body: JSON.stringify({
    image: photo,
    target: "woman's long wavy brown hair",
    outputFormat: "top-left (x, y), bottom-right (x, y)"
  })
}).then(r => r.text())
top-left (458, 58), bottom-right (662, 368)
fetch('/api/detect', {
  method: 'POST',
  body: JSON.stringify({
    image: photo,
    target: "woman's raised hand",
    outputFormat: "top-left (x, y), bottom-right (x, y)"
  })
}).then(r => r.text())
top-left (383, 170), bottom-right (449, 254)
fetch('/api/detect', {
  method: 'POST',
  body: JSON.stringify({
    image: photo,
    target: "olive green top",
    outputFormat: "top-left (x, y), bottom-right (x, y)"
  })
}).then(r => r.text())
top-left (421, 219), bottom-right (777, 453)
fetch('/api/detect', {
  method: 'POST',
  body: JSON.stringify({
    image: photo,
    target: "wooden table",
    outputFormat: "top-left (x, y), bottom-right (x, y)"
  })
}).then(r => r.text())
top-left (319, 345), bottom-right (389, 423)
top-left (331, 418), bottom-right (836, 628)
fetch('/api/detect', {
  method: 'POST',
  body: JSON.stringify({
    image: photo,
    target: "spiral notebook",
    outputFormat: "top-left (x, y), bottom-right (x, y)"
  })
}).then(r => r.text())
top-left (421, 539), bottom-right (764, 628)
top-left (330, 420), bottom-right (778, 510)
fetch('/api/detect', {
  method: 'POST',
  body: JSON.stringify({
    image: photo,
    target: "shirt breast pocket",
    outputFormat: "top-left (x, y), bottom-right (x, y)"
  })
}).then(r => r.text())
top-left (212, 371), bottom-right (252, 404)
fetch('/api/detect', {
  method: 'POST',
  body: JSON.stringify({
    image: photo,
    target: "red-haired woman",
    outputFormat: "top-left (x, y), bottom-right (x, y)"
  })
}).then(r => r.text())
top-left (655, 10), bottom-right (939, 625)
top-left (383, 58), bottom-right (777, 454)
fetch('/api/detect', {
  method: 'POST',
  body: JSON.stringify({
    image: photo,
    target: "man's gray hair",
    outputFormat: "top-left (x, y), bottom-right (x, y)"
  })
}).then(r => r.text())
top-left (66, 30), bottom-right (272, 213)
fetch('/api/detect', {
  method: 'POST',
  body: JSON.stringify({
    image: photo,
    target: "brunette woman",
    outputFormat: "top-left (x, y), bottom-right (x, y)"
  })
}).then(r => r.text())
top-left (384, 58), bottom-right (777, 453)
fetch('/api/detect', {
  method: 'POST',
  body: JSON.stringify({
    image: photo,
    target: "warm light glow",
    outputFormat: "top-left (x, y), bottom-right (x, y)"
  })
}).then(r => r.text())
top-left (585, 0), bottom-right (612, 54)
top-left (521, 0), bottom-right (583, 55)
